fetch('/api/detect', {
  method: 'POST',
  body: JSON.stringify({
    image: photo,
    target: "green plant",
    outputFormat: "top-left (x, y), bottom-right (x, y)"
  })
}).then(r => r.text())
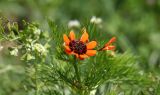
top-left (0, 18), bottom-right (158, 95)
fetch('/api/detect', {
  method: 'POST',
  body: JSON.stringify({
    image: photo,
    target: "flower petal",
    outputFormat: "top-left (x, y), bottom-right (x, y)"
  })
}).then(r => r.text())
top-left (80, 29), bottom-right (89, 42)
top-left (105, 37), bottom-right (116, 47)
top-left (64, 45), bottom-right (71, 52)
top-left (63, 34), bottom-right (70, 45)
top-left (86, 50), bottom-right (96, 56)
top-left (79, 57), bottom-right (84, 60)
top-left (79, 54), bottom-right (88, 59)
top-left (65, 49), bottom-right (72, 54)
top-left (86, 41), bottom-right (97, 49)
top-left (72, 52), bottom-right (79, 58)
top-left (69, 30), bottom-right (75, 41)
top-left (102, 46), bottom-right (115, 50)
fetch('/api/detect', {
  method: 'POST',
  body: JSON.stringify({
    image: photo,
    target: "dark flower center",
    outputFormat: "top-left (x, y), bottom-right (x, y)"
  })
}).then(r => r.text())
top-left (69, 40), bottom-right (87, 54)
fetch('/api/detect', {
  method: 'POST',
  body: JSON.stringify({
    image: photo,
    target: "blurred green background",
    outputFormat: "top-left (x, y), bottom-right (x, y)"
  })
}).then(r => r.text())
top-left (0, 0), bottom-right (160, 95)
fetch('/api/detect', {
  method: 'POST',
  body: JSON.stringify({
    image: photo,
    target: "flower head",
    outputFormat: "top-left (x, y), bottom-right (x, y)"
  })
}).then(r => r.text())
top-left (100, 37), bottom-right (116, 51)
top-left (68, 20), bottom-right (80, 28)
top-left (90, 16), bottom-right (102, 25)
top-left (33, 27), bottom-right (41, 36)
top-left (32, 43), bottom-right (47, 56)
top-left (63, 29), bottom-right (97, 60)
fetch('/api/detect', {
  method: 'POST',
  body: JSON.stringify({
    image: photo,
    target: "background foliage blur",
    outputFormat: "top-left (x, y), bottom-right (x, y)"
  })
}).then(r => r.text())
top-left (0, 0), bottom-right (160, 95)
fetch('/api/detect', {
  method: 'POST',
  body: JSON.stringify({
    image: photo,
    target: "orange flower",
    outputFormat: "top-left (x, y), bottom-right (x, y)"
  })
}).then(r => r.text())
top-left (63, 29), bottom-right (97, 60)
top-left (100, 37), bottom-right (116, 51)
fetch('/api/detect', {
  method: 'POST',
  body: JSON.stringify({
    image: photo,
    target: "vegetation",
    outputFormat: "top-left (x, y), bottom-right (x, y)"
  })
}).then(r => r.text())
top-left (0, 0), bottom-right (160, 95)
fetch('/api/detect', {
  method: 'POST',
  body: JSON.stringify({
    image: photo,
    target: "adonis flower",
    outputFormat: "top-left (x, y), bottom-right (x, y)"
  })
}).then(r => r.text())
top-left (100, 37), bottom-right (116, 51)
top-left (63, 29), bottom-right (97, 60)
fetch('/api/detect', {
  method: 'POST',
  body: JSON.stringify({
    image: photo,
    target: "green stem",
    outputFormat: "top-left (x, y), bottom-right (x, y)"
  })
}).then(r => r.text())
top-left (34, 61), bottom-right (38, 95)
top-left (72, 56), bottom-right (81, 83)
